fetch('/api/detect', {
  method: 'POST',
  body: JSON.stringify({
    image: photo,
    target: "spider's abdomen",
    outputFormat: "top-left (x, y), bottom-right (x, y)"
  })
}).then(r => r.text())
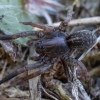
top-left (66, 30), bottom-right (97, 49)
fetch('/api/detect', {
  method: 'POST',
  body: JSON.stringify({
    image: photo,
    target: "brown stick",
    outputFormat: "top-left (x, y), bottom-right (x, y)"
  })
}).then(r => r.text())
top-left (51, 17), bottom-right (100, 27)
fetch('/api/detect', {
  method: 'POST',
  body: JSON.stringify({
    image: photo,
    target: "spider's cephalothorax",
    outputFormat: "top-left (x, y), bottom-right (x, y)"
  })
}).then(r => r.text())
top-left (0, 5), bottom-right (97, 88)
top-left (35, 30), bottom-right (69, 57)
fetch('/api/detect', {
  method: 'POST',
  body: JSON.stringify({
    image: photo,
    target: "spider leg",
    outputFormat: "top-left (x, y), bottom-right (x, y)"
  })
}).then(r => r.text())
top-left (21, 22), bottom-right (55, 33)
top-left (23, 58), bottom-right (57, 81)
top-left (60, 57), bottom-right (72, 82)
top-left (0, 60), bottom-right (46, 84)
top-left (0, 31), bottom-right (44, 40)
top-left (58, 5), bottom-right (74, 31)
top-left (75, 60), bottom-right (91, 86)
top-left (61, 56), bottom-right (91, 87)
top-left (23, 63), bottom-right (53, 81)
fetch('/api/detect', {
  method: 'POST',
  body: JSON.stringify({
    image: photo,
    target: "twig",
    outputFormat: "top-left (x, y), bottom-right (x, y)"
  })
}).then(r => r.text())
top-left (0, 60), bottom-right (7, 80)
top-left (41, 85), bottom-right (59, 100)
top-left (89, 66), bottom-right (100, 77)
top-left (34, 17), bottom-right (100, 31)
top-left (51, 17), bottom-right (100, 27)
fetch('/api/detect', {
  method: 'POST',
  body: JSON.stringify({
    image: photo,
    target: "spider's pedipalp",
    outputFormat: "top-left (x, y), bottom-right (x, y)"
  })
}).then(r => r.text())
top-left (0, 60), bottom-right (45, 84)
top-left (21, 22), bottom-right (54, 33)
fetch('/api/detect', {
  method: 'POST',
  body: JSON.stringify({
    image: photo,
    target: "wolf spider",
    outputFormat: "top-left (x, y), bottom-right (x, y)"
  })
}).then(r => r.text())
top-left (0, 5), bottom-right (97, 86)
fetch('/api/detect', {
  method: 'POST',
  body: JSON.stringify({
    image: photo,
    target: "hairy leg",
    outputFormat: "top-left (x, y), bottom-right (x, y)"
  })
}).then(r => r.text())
top-left (0, 31), bottom-right (44, 40)
top-left (0, 60), bottom-right (45, 84)
top-left (61, 56), bottom-right (90, 86)
top-left (21, 22), bottom-right (55, 33)
top-left (23, 58), bottom-right (57, 81)
top-left (58, 5), bottom-right (74, 31)
top-left (23, 63), bottom-right (53, 81)
top-left (60, 57), bottom-right (72, 81)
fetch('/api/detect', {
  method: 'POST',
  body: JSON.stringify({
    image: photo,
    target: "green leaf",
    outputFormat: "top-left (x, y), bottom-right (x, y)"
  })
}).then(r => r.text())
top-left (0, 0), bottom-right (38, 46)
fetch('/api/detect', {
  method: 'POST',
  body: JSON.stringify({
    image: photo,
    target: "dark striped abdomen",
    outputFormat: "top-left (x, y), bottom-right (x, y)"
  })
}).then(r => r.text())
top-left (66, 30), bottom-right (97, 49)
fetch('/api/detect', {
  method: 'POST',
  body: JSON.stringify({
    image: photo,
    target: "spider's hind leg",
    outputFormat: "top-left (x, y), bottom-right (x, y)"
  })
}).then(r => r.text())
top-left (61, 56), bottom-right (91, 88)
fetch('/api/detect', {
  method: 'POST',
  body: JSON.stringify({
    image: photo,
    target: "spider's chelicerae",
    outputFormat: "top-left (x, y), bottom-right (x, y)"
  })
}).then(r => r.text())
top-left (0, 5), bottom-right (97, 86)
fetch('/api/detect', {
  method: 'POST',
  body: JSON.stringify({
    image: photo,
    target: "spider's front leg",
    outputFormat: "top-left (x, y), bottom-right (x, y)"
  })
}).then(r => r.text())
top-left (0, 59), bottom-right (47, 84)
top-left (58, 4), bottom-right (74, 31)
top-left (0, 30), bottom-right (44, 40)
top-left (0, 57), bottom-right (56, 84)
top-left (21, 22), bottom-right (55, 33)
top-left (61, 56), bottom-right (91, 87)
top-left (23, 58), bottom-right (57, 81)
top-left (23, 63), bottom-right (53, 81)
top-left (24, 59), bottom-right (57, 81)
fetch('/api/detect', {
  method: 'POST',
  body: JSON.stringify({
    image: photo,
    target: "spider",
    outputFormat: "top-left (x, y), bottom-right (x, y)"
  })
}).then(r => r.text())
top-left (0, 5), bottom-right (97, 86)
